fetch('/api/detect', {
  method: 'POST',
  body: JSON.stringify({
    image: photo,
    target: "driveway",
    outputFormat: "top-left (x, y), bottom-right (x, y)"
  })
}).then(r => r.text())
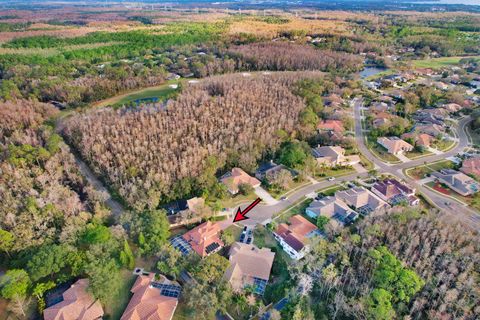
top-left (395, 153), bottom-right (411, 163)
top-left (254, 186), bottom-right (279, 205)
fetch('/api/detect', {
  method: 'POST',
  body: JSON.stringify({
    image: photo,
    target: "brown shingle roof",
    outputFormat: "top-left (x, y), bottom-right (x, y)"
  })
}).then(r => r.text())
top-left (43, 279), bottom-right (104, 320)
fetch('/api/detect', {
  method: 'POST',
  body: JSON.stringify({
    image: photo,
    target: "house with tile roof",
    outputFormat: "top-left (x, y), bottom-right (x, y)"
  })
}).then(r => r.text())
top-left (317, 120), bottom-right (345, 133)
top-left (460, 157), bottom-right (480, 178)
top-left (311, 145), bottom-right (360, 167)
top-left (432, 169), bottom-right (480, 196)
top-left (120, 273), bottom-right (180, 320)
top-left (305, 196), bottom-right (358, 226)
top-left (335, 187), bottom-right (389, 216)
top-left (413, 124), bottom-right (445, 138)
top-left (371, 178), bottom-right (419, 206)
top-left (401, 132), bottom-right (434, 149)
top-left (273, 215), bottom-right (319, 260)
top-left (377, 137), bottom-right (414, 155)
top-left (181, 221), bottom-right (224, 257)
top-left (224, 243), bottom-right (275, 295)
top-left (43, 279), bottom-right (104, 320)
top-left (220, 167), bottom-right (261, 195)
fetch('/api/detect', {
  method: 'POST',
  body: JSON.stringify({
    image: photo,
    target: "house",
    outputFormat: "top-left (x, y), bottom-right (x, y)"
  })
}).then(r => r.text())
top-left (432, 169), bottom-right (480, 196)
top-left (413, 112), bottom-right (444, 126)
top-left (121, 273), bottom-right (180, 320)
top-left (311, 145), bottom-right (360, 167)
top-left (370, 101), bottom-right (389, 113)
top-left (163, 197), bottom-right (205, 216)
top-left (224, 243), bottom-right (275, 295)
top-left (43, 279), bottom-right (104, 320)
top-left (433, 81), bottom-right (450, 91)
top-left (273, 215), bottom-right (319, 260)
top-left (401, 132), bottom-right (434, 149)
top-left (317, 120), bottom-right (345, 133)
top-left (371, 178), bottom-right (419, 206)
top-left (460, 157), bottom-right (480, 177)
top-left (418, 108), bottom-right (448, 119)
top-left (182, 221), bottom-right (224, 257)
top-left (220, 167), bottom-right (261, 195)
top-left (255, 161), bottom-right (295, 180)
top-left (377, 137), bottom-right (414, 155)
top-left (372, 112), bottom-right (392, 128)
top-left (305, 196), bottom-right (358, 226)
top-left (413, 124), bottom-right (445, 138)
top-left (443, 103), bottom-right (463, 113)
top-left (324, 94), bottom-right (345, 108)
top-left (335, 187), bottom-right (389, 216)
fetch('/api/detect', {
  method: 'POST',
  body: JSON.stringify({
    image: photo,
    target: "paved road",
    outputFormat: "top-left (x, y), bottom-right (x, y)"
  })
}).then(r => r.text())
top-left (353, 97), bottom-right (480, 228)
top-left (238, 172), bottom-right (367, 227)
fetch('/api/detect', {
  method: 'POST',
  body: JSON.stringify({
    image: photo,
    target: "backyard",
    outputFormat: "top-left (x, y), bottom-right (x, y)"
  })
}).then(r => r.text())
top-left (411, 55), bottom-right (480, 69)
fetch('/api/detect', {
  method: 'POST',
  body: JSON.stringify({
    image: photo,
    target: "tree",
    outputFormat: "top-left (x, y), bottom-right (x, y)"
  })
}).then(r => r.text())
top-left (81, 224), bottom-right (111, 245)
top-left (316, 216), bottom-right (329, 231)
top-left (85, 258), bottom-right (121, 303)
top-left (27, 244), bottom-right (83, 282)
top-left (220, 228), bottom-right (235, 246)
top-left (134, 210), bottom-right (170, 255)
top-left (238, 183), bottom-right (254, 196)
top-left (0, 269), bottom-right (31, 316)
top-left (119, 239), bottom-right (135, 269)
top-left (193, 254), bottom-right (229, 284)
top-left (156, 244), bottom-right (183, 278)
top-left (33, 281), bottom-right (55, 312)
top-left (367, 289), bottom-right (396, 320)
top-left (278, 141), bottom-right (310, 168)
top-left (0, 229), bottom-right (14, 257)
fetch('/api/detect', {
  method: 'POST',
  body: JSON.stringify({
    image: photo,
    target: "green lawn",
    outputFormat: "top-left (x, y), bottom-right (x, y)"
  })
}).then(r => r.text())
top-left (432, 139), bottom-right (456, 152)
top-left (267, 178), bottom-right (311, 199)
top-left (314, 166), bottom-right (356, 180)
top-left (405, 149), bottom-right (433, 159)
top-left (220, 192), bottom-right (259, 209)
top-left (412, 56), bottom-right (480, 69)
top-left (404, 160), bottom-right (454, 180)
top-left (104, 270), bottom-right (136, 320)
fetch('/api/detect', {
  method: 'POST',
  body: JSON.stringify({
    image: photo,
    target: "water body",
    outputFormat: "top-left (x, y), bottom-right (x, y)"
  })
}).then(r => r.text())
top-left (359, 67), bottom-right (387, 79)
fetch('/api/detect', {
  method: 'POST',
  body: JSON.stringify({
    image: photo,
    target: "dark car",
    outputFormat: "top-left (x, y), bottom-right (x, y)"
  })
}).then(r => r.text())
top-left (246, 237), bottom-right (252, 244)
top-left (243, 226), bottom-right (248, 232)
top-left (240, 234), bottom-right (245, 242)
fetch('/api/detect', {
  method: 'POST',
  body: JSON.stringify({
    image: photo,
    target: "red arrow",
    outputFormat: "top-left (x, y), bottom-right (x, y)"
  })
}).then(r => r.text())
top-left (233, 198), bottom-right (262, 222)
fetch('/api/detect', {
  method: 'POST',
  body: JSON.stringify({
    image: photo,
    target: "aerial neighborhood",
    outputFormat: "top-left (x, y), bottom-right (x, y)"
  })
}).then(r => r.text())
top-left (0, 2), bottom-right (479, 320)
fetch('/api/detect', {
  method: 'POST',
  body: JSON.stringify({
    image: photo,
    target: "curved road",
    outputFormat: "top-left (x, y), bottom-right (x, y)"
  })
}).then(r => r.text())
top-left (353, 97), bottom-right (480, 229)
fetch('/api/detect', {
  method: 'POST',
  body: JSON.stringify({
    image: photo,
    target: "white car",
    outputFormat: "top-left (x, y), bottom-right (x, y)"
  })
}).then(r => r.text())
top-left (327, 177), bottom-right (335, 181)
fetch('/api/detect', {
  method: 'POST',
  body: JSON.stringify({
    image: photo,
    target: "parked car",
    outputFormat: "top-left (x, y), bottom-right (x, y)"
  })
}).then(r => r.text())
top-left (240, 234), bottom-right (245, 242)
top-left (246, 237), bottom-right (252, 244)
top-left (328, 177), bottom-right (335, 181)
top-left (280, 196), bottom-right (288, 200)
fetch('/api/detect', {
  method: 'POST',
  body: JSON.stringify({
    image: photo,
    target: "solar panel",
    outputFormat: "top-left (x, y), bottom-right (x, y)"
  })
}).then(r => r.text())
top-left (151, 282), bottom-right (182, 298)
top-left (253, 277), bottom-right (268, 295)
top-left (170, 235), bottom-right (193, 255)
top-left (205, 242), bottom-right (220, 254)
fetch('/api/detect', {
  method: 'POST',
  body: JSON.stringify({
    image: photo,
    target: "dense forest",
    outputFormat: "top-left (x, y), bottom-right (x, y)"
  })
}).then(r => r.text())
top-left (282, 208), bottom-right (480, 320)
top-left (228, 42), bottom-right (363, 73)
top-left (63, 72), bottom-right (323, 210)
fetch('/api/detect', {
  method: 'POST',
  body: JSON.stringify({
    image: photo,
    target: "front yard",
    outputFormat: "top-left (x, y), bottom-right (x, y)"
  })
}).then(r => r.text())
top-left (405, 149), bottom-right (433, 159)
top-left (404, 160), bottom-right (454, 180)
top-left (366, 138), bottom-right (401, 163)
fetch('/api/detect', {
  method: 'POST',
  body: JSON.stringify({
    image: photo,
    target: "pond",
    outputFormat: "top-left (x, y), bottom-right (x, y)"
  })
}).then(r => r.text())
top-left (359, 67), bottom-right (388, 79)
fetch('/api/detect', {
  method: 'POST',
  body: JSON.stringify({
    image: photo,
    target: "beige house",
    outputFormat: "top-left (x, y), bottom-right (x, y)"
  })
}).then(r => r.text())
top-left (311, 146), bottom-right (360, 167)
top-left (377, 137), bottom-right (414, 155)
top-left (224, 243), bottom-right (275, 295)
top-left (220, 167), bottom-right (261, 194)
top-left (43, 279), bottom-right (104, 320)
top-left (335, 187), bottom-right (389, 215)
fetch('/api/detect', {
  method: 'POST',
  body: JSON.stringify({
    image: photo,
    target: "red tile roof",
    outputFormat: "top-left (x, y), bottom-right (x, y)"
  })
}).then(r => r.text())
top-left (182, 221), bottom-right (224, 257)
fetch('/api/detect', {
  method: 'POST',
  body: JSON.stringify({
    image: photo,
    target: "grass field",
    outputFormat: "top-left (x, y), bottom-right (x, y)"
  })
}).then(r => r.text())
top-left (412, 56), bottom-right (480, 69)
top-left (405, 149), bottom-right (433, 159)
